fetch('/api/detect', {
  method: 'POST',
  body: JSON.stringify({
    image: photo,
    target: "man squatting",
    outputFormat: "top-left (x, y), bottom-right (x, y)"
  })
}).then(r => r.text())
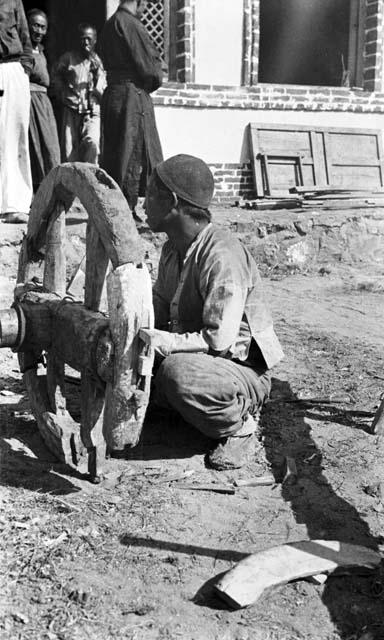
top-left (140, 155), bottom-right (284, 471)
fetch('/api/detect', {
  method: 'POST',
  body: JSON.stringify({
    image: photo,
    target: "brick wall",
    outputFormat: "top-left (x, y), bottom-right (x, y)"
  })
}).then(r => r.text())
top-left (154, 82), bottom-right (384, 113)
top-left (242, 0), bottom-right (259, 85)
top-left (174, 0), bottom-right (195, 82)
top-left (209, 163), bottom-right (256, 203)
top-left (364, 0), bottom-right (384, 91)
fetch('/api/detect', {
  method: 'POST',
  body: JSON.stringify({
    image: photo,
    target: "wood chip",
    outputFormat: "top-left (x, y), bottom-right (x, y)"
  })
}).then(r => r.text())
top-left (151, 469), bottom-right (195, 484)
top-left (43, 532), bottom-right (68, 547)
top-left (235, 475), bottom-right (275, 487)
top-left (106, 495), bottom-right (123, 505)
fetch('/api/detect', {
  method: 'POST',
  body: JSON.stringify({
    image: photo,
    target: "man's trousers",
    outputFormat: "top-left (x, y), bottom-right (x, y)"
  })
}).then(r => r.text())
top-left (60, 107), bottom-right (100, 164)
top-left (0, 62), bottom-right (32, 214)
top-left (153, 353), bottom-right (271, 440)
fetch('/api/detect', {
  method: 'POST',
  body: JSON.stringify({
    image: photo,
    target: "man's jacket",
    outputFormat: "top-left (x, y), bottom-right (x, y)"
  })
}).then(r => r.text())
top-left (0, 0), bottom-right (33, 73)
top-left (153, 224), bottom-right (284, 370)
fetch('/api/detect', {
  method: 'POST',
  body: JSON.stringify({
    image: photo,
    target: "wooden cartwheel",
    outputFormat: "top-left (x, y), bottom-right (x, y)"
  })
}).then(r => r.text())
top-left (0, 163), bottom-right (154, 482)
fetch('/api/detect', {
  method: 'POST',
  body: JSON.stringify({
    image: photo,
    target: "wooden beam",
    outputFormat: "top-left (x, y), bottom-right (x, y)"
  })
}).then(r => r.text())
top-left (43, 201), bottom-right (66, 297)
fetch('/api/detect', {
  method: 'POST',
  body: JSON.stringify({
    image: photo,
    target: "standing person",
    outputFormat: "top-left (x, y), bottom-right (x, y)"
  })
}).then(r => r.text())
top-left (53, 24), bottom-right (106, 164)
top-left (27, 9), bottom-right (60, 191)
top-left (140, 155), bottom-right (284, 470)
top-left (99, 0), bottom-right (163, 218)
top-left (0, 0), bottom-right (33, 223)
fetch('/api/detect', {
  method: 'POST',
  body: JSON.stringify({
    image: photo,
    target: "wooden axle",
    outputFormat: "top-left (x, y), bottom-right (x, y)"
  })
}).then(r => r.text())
top-left (0, 292), bottom-right (113, 382)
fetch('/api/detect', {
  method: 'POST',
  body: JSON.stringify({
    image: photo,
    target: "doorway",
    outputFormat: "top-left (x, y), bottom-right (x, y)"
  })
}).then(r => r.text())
top-left (22, 0), bottom-right (106, 64)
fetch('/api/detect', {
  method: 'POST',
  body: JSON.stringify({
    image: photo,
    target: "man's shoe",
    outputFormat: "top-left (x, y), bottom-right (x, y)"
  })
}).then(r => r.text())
top-left (2, 212), bottom-right (28, 224)
top-left (208, 433), bottom-right (256, 470)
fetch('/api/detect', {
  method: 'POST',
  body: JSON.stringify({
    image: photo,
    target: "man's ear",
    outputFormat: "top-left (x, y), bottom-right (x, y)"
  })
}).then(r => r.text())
top-left (171, 191), bottom-right (178, 209)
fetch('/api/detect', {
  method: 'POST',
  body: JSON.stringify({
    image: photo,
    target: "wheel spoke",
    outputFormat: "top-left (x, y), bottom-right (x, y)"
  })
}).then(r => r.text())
top-left (43, 201), bottom-right (66, 297)
top-left (81, 221), bottom-right (110, 480)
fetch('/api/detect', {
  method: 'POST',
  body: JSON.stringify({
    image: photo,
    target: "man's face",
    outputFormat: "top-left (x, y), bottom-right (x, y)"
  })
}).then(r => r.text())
top-left (79, 28), bottom-right (96, 56)
top-left (144, 174), bottom-right (173, 232)
top-left (28, 14), bottom-right (48, 46)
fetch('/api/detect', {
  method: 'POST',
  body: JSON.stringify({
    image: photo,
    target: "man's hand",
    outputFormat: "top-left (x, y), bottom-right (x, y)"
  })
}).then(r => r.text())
top-left (139, 328), bottom-right (175, 358)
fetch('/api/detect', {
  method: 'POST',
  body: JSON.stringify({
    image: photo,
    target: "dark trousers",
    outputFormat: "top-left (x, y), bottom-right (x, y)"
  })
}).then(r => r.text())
top-left (153, 353), bottom-right (271, 440)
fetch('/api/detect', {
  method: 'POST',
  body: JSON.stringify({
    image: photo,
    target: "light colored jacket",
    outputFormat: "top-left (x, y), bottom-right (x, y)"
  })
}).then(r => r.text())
top-left (153, 224), bottom-right (284, 370)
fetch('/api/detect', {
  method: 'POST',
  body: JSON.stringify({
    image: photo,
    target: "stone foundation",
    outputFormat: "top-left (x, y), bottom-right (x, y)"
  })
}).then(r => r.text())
top-left (227, 207), bottom-right (384, 272)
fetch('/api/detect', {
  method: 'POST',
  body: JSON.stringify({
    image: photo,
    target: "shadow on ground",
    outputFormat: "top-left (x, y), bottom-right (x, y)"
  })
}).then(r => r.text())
top-left (0, 384), bottom-right (82, 495)
top-left (262, 378), bottom-right (384, 639)
top-left (118, 377), bottom-right (384, 638)
top-left (113, 405), bottom-right (214, 461)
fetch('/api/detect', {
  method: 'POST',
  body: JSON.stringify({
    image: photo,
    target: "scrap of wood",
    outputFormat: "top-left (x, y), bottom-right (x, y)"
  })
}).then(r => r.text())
top-left (214, 540), bottom-right (381, 609)
top-left (282, 457), bottom-right (297, 485)
top-left (234, 474), bottom-right (275, 487)
top-left (289, 186), bottom-right (384, 196)
top-left (47, 496), bottom-right (83, 513)
top-left (244, 199), bottom-right (302, 211)
top-left (151, 470), bottom-right (195, 484)
top-left (289, 186), bottom-right (349, 194)
top-left (176, 483), bottom-right (236, 495)
top-left (268, 395), bottom-right (351, 405)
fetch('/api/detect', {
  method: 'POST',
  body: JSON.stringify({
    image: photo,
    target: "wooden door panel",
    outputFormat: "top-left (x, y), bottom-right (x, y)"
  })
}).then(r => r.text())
top-left (327, 133), bottom-right (379, 163)
top-left (331, 166), bottom-right (382, 187)
top-left (249, 123), bottom-right (384, 196)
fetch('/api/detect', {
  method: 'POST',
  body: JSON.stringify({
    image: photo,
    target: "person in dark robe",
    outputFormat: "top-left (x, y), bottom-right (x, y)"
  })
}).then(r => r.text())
top-left (27, 9), bottom-right (60, 191)
top-left (98, 0), bottom-right (163, 217)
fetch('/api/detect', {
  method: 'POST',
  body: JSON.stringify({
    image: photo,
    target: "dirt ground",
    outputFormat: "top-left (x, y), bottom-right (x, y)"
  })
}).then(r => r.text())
top-left (1, 207), bottom-right (384, 640)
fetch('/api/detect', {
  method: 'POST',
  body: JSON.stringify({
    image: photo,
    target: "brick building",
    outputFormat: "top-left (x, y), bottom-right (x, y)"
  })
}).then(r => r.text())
top-left (23, 0), bottom-right (384, 201)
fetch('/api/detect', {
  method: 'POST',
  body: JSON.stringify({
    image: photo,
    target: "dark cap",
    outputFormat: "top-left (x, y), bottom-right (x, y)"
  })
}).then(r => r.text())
top-left (155, 154), bottom-right (214, 209)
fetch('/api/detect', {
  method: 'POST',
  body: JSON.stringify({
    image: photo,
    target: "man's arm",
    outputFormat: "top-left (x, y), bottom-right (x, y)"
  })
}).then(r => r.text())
top-left (200, 259), bottom-right (248, 353)
top-left (147, 245), bottom-right (209, 357)
top-left (90, 54), bottom-right (107, 101)
top-left (118, 16), bottom-right (162, 92)
top-left (16, 0), bottom-right (33, 74)
top-left (51, 53), bottom-right (70, 103)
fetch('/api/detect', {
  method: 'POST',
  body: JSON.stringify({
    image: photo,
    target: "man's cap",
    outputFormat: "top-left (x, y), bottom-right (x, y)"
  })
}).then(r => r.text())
top-left (155, 154), bottom-right (214, 209)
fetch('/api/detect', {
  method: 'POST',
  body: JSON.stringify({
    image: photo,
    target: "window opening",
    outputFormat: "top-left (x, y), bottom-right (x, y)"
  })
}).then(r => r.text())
top-left (142, 0), bottom-right (168, 65)
top-left (258, 0), bottom-right (364, 87)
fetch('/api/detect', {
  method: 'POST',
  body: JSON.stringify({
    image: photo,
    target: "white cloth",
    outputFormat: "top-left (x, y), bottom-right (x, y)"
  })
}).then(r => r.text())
top-left (0, 62), bottom-right (32, 213)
